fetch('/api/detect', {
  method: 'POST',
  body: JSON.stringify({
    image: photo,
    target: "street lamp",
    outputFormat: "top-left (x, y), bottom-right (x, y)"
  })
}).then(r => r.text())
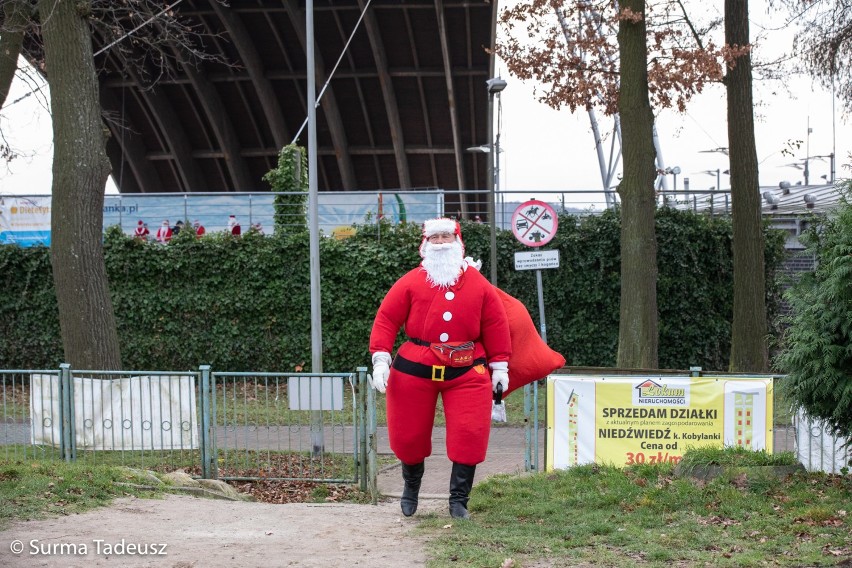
top-left (663, 166), bottom-right (681, 191)
top-left (485, 77), bottom-right (506, 285)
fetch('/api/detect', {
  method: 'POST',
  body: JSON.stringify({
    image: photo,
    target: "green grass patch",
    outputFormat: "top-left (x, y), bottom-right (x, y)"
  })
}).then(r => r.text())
top-left (0, 444), bottom-right (393, 485)
top-left (677, 445), bottom-right (800, 468)
top-left (0, 460), bottom-right (163, 530)
top-left (416, 461), bottom-right (852, 567)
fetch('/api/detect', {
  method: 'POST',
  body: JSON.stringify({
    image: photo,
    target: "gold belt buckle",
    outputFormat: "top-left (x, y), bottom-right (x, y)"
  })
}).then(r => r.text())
top-left (431, 365), bottom-right (446, 381)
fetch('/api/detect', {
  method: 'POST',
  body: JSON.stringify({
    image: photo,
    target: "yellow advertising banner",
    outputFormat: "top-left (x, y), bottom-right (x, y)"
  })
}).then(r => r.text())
top-left (546, 375), bottom-right (774, 470)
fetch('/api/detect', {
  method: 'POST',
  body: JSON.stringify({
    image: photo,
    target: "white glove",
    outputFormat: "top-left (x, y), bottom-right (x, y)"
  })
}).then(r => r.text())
top-left (490, 361), bottom-right (509, 393)
top-left (370, 352), bottom-right (391, 393)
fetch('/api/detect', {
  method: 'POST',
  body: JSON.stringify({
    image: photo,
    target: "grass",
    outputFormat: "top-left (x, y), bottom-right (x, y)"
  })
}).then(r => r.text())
top-left (0, 460), bottom-right (163, 530)
top-left (677, 445), bottom-right (801, 468)
top-left (1, 448), bottom-right (848, 566)
top-left (414, 449), bottom-right (852, 568)
top-left (0, 444), bottom-right (391, 484)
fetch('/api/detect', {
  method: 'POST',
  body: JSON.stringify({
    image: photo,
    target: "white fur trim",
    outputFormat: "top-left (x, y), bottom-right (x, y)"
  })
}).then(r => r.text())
top-left (372, 351), bottom-right (391, 366)
top-left (423, 218), bottom-right (457, 237)
top-left (489, 361), bottom-right (508, 371)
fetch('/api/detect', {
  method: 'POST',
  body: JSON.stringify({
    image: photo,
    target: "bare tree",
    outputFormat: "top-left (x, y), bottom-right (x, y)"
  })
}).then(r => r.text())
top-left (785, 0), bottom-right (852, 113)
top-left (498, 0), bottom-right (724, 368)
top-left (0, 1), bottom-right (32, 108)
top-left (1, 0), bottom-right (35, 163)
top-left (615, 0), bottom-right (659, 369)
top-left (725, 0), bottom-right (768, 373)
top-left (4, 1), bottom-right (224, 369)
top-left (38, 0), bottom-right (122, 369)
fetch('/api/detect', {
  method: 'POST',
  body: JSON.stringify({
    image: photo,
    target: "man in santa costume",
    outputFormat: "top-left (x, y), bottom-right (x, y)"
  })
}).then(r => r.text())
top-left (155, 219), bottom-right (172, 244)
top-left (193, 219), bottom-right (205, 238)
top-left (369, 218), bottom-right (510, 519)
top-left (133, 220), bottom-right (149, 240)
top-left (228, 215), bottom-right (241, 236)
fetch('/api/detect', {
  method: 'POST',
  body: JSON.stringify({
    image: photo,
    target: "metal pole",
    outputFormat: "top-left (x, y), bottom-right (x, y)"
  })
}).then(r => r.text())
top-left (59, 363), bottom-right (72, 462)
top-left (536, 269), bottom-right (547, 343)
top-left (307, 0), bottom-right (325, 456)
top-left (199, 365), bottom-right (212, 479)
top-left (357, 367), bottom-right (368, 492)
top-left (495, 93), bottom-right (502, 237)
top-left (805, 116), bottom-right (811, 186)
top-left (832, 74), bottom-right (836, 184)
top-left (487, 90), bottom-right (497, 285)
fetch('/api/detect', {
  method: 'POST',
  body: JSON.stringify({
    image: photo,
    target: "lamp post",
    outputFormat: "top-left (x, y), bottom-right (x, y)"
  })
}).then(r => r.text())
top-left (663, 166), bottom-right (681, 191)
top-left (485, 77), bottom-right (506, 285)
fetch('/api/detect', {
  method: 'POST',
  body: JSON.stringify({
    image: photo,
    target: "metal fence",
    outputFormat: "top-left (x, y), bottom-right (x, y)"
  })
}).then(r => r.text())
top-left (3, 366), bottom-right (849, 480)
top-left (0, 365), bottom-right (376, 490)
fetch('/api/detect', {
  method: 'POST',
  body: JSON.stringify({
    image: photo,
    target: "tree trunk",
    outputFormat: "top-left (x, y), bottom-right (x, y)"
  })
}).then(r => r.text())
top-left (615, 0), bottom-right (659, 369)
top-left (0, 0), bottom-right (31, 108)
top-left (725, 0), bottom-right (768, 372)
top-left (40, 0), bottom-right (122, 370)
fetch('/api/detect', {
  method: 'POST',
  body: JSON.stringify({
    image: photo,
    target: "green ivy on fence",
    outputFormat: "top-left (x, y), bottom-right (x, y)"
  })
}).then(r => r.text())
top-left (0, 208), bottom-right (786, 372)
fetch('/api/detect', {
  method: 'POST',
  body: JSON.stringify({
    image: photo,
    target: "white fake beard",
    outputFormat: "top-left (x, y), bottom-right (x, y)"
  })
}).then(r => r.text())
top-left (421, 240), bottom-right (465, 288)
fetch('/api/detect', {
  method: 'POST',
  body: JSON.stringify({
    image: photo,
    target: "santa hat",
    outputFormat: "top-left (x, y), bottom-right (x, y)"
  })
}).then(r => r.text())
top-left (422, 218), bottom-right (463, 250)
top-left (137, 220), bottom-right (144, 226)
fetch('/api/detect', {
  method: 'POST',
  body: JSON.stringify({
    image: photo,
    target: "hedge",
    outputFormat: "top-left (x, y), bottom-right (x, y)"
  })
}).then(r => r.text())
top-left (0, 208), bottom-right (786, 372)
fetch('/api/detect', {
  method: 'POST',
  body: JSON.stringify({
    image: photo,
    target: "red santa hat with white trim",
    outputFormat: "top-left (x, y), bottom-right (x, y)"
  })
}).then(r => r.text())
top-left (421, 217), bottom-right (463, 255)
top-left (423, 218), bottom-right (462, 242)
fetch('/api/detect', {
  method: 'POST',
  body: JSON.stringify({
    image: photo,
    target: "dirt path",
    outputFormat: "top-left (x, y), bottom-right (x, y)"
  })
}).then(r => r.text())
top-left (0, 494), bottom-right (442, 567)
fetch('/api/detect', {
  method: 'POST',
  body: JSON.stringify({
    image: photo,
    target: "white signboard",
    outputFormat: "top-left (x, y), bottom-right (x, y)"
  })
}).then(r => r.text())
top-left (514, 249), bottom-right (560, 271)
top-left (288, 376), bottom-right (344, 411)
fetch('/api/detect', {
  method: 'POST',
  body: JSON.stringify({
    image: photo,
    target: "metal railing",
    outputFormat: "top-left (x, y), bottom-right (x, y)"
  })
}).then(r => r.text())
top-left (1, 365), bottom-right (375, 490)
top-left (4, 365), bottom-right (848, 482)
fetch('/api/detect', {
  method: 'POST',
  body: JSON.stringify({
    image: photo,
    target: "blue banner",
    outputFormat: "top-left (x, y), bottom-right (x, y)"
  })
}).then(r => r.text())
top-left (1, 191), bottom-right (444, 247)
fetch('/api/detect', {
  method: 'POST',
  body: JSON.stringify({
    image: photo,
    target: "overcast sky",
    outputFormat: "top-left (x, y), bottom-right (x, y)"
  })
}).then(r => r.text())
top-left (1, 1), bottom-right (848, 208)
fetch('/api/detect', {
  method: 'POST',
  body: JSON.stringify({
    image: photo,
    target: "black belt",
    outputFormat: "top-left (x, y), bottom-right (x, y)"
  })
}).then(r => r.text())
top-left (407, 336), bottom-right (431, 347)
top-left (392, 354), bottom-right (487, 382)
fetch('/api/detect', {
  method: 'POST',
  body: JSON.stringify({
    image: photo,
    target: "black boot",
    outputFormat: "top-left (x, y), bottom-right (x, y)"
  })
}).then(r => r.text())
top-left (448, 462), bottom-right (476, 519)
top-left (400, 461), bottom-right (425, 517)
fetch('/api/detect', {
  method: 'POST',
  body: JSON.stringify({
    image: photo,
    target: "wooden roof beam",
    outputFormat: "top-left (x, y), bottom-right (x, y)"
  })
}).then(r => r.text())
top-left (357, 0), bottom-right (410, 188)
top-left (99, 85), bottom-right (161, 194)
top-left (211, 2), bottom-right (290, 150)
top-left (284, 2), bottom-right (357, 190)
top-left (175, 49), bottom-right (255, 191)
top-left (435, 0), bottom-right (466, 212)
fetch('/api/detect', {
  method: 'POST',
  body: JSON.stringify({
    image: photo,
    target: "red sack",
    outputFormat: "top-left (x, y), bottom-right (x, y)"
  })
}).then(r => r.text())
top-left (494, 287), bottom-right (566, 397)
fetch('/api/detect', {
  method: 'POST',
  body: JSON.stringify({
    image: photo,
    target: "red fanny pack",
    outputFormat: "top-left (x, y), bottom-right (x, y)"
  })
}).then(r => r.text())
top-left (430, 341), bottom-right (476, 367)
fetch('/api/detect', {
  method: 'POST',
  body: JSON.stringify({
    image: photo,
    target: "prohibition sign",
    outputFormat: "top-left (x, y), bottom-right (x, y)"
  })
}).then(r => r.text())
top-left (511, 199), bottom-right (558, 247)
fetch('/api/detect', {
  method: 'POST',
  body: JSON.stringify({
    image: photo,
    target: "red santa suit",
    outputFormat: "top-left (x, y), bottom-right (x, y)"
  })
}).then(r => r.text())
top-left (370, 231), bottom-right (511, 466)
top-left (155, 223), bottom-right (172, 243)
top-left (134, 221), bottom-right (149, 239)
top-left (228, 215), bottom-right (241, 236)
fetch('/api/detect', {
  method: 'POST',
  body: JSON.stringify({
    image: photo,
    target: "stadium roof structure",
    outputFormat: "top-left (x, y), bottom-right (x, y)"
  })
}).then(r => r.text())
top-left (664, 182), bottom-right (843, 217)
top-left (662, 181), bottom-right (846, 249)
top-left (18, 1), bottom-right (499, 217)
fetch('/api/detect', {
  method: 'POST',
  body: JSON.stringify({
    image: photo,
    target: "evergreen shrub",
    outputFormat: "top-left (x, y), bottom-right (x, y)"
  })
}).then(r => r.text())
top-left (0, 209), bottom-right (786, 373)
